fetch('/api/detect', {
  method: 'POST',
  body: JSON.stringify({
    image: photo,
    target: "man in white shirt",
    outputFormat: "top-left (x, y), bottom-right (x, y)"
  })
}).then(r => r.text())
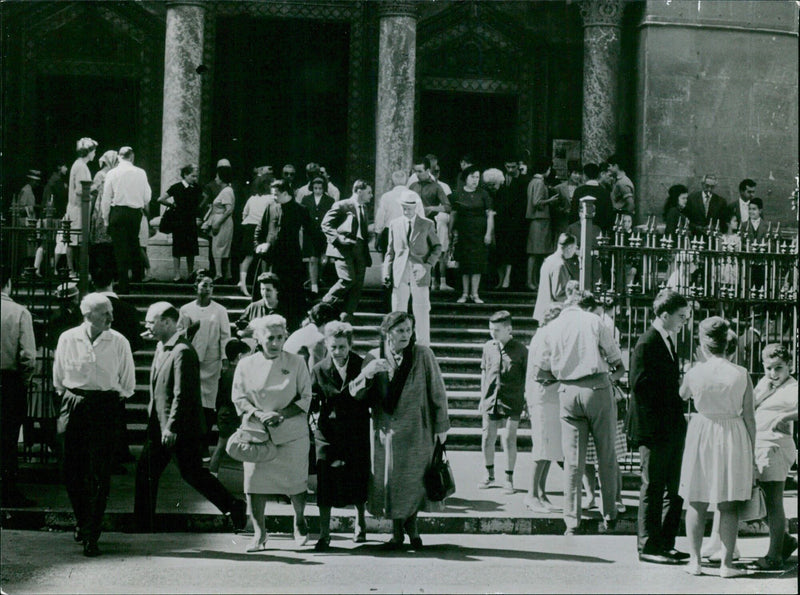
top-left (53, 293), bottom-right (135, 556)
top-left (102, 146), bottom-right (151, 293)
top-left (1, 267), bottom-right (37, 507)
top-left (382, 193), bottom-right (442, 345)
top-left (374, 170), bottom-right (424, 255)
top-left (730, 178), bottom-right (756, 226)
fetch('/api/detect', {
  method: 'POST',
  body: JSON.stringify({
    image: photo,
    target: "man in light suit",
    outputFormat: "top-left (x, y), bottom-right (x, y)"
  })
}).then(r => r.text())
top-left (382, 192), bottom-right (442, 345)
top-left (134, 301), bottom-right (246, 533)
top-left (685, 174), bottom-right (727, 230)
top-left (320, 180), bottom-right (373, 323)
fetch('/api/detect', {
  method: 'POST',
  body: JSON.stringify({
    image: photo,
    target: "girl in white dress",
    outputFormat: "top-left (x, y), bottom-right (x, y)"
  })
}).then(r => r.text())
top-left (678, 317), bottom-right (756, 577)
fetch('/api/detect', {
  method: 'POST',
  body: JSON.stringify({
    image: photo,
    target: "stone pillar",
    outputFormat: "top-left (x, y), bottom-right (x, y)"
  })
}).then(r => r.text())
top-left (580, 0), bottom-right (623, 165)
top-left (160, 2), bottom-right (205, 194)
top-left (374, 1), bottom-right (417, 209)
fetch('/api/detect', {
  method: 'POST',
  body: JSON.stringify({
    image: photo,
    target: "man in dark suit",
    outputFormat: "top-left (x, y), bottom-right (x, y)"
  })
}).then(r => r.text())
top-left (134, 302), bottom-right (246, 533)
top-left (93, 268), bottom-right (143, 468)
top-left (320, 180), bottom-right (373, 323)
top-left (685, 174), bottom-right (727, 230)
top-left (627, 289), bottom-right (691, 564)
top-left (571, 163), bottom-right (614, 233)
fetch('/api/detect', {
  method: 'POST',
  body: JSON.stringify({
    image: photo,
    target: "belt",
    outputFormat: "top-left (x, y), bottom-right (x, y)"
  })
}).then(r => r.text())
top-left (698, 412), bottom-right (740, 422)
top-left (64, 387), bottom-right (118, 398)
top-left (559, 372), bottom-right (610, 387)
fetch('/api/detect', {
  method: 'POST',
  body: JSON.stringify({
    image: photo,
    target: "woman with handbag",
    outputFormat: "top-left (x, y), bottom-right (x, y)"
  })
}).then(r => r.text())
top-left (678, 317), bottom-right (756, 577)
top-left (232, 314), bottom-right (312, 552)
top-left (158, 164), bottom-right (200, 282)
top-left (356, 311), bottom-right (450, 550)
top-left (203, 167), bottom-right (235, 283)
top-left (309, 321), bottom-right (372, 551)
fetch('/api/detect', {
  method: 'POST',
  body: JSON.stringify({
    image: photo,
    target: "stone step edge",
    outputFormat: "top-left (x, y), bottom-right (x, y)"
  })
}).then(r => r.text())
top-left (2, 509), bottom-right (795, 536)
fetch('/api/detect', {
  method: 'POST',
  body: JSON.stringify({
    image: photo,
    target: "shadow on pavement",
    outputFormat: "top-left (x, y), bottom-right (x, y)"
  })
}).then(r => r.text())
top-left (157, 549), bottom-right (323, 565)
top-left (336, 542), bottom-right (613, 564)
top-left (442, 497), bottom-right (504, 513)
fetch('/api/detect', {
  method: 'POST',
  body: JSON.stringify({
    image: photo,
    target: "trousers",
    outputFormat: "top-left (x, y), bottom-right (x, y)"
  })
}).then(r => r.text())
top-left (134, 413), bottom-right (236, 532)
top-left (559, 373), bottom-right (618, 530)
top-left (391, 268), bottom-right (431, 345)
top-left (0, 371), bottom-right (27, 496)
top-left (108, 206), bottom-right (143, 293)
top-left (637, 433), bottom-right (685, 553)
top-left (58, 390), bottom-right (119, 543)
top-left (323, 242), bottom-right (369, 317)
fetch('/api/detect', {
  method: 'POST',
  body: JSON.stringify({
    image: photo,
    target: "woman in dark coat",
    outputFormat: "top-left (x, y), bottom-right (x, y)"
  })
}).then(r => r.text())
top-left (158, 164), bottom-right (200, 281)
top-left (309, 321), bottom-right (371, 551)
top-left (254, 178), bottom-right (311, 332)
top-left (662, 183), bottom-right (689, 236)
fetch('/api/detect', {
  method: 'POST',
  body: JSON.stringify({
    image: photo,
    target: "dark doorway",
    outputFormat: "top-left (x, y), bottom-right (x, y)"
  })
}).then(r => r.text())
top-left (419, 90), bottom-right (518, 185)
top-left (213, 17), bottom-right (350, 188)
top-left (36, 75), bottom-right (140, 177)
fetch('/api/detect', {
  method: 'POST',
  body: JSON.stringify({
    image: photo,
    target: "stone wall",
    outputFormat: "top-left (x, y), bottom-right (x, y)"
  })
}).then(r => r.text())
top-left (635, 0), bottom-right (798, 225)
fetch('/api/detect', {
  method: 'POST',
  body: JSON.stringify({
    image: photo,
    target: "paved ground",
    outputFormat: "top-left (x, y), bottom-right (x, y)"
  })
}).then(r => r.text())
top-left (6, 450), bottom-right (797, 536)
top-left (1, 530), bottom-right (796, 594)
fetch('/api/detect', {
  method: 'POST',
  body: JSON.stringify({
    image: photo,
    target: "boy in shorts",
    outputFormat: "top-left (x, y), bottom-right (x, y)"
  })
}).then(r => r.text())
top-left (479, 311), bottom-right (528, 493)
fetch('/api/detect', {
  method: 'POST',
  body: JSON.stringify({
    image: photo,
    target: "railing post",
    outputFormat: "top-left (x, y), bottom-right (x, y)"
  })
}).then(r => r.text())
top-left (579, 195), bottom-right (596, 291)
top-left (80, 180), bottom-right (92, 294)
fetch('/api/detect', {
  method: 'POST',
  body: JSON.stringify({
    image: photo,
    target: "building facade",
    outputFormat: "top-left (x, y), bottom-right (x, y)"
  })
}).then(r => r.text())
top-left (2, 0), bottom-right (797, 223)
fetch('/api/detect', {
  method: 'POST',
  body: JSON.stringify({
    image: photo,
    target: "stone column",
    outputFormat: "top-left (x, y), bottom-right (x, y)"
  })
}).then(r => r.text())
top-left (580, 0), bottom-right (623, 165)
top-left (160, 2), bottom-right (205, 194)
top-left (374, 1), bottom-right (417, 209)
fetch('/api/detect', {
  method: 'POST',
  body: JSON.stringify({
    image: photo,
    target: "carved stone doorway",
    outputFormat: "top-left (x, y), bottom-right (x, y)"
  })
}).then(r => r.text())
top-left (36, 75), bottom-right (140, 176)
top-left (419, 90), bottom-right (518, 182)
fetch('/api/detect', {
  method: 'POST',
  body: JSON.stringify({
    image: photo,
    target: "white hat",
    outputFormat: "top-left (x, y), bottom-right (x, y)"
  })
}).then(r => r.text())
top-left (76, 137), bottom-right (98, 151)
top-left (400, 191), bottom-right (419, 206)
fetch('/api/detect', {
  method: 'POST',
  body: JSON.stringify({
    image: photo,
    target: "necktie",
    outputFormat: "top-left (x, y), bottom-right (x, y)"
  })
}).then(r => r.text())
top-left (357, 206), bottom-right (365, 240)
top-left (703, 193), bottom-right (710, 215)
top-left (666, 335), bottom-right (676, 361)
top-left (406, 219), bottom-right (412, 241)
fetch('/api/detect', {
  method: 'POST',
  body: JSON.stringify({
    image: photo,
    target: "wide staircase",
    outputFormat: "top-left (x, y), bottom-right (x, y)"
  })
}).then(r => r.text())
top-left (119, 282), bottom-right (538, 452)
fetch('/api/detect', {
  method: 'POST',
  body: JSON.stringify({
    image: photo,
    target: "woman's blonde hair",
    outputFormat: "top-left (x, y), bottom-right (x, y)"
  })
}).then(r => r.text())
top-left (249, 314), bottom-right (287, 341)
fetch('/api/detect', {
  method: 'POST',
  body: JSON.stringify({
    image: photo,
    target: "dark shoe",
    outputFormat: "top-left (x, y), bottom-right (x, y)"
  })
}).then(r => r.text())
top-left (83, 541), bottom-right (101, 557)
top-left (782, 534), bottom-right (798, 561)
top-left (639, 551), bottom-right (682, 565)
top-left (663, 548), bottom-right (691, 561)
top-left (409, 536), bottom-right (423, 550)
top-left (353, 531), bottom-right (367, 543)
top-left (746, 556), bottom-right (784, 571)
top-left (313, 537), bottom-right (331, 552)
top-left (597, 519), bottom-right (617, 534)
top-left (228, 499), bottom-right (247, 533)
top-left (381, 537), bottom-right (405, 551)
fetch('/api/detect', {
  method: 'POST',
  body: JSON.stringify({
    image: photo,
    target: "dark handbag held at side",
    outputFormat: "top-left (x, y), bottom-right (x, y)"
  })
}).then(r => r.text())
top-left (160, 207), bottom-right (177, 234)
top-left (424, 437), bottom-right (456, 502)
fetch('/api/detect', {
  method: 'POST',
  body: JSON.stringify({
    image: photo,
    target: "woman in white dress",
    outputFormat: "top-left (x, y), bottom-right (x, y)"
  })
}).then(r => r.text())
top-left (678, 317), bottom-right (756, 577)
top-left (232, 315), bottom-right (312, 551)
top-left (66, 137), bottom-right (97, 273)
top-left (179, 273), bottom-right (231, 428)
top-left (524, 303), bottom-right (564, 513)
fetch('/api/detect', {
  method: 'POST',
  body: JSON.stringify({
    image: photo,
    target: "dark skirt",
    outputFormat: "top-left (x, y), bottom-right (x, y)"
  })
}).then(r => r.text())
top-left (239, 223), bottom-right (257, 257)
top-left (316, 458), bottom-right (369, 508)
top-left (172, 216), bottom-right (199, 257)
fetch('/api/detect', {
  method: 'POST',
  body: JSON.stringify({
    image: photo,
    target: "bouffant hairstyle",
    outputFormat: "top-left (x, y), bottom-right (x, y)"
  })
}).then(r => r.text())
top-left (698, 316), bottom-right (729, 356)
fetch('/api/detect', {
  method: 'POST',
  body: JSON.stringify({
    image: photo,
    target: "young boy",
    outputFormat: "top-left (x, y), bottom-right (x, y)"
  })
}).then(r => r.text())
top-left (479, 310), bottom-right (528, 493)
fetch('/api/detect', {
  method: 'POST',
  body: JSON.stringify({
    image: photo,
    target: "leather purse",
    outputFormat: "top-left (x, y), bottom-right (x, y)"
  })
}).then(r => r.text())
top-left (738, 485), bottom-right (767, 522)
top-left (225, 419), bottom-right (278, 463)
top-left (424, 437), bottom-right (456, 502)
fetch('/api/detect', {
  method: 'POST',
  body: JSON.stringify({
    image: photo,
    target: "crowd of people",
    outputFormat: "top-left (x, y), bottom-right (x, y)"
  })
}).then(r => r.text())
top-left (1, 140), bottom-right (795, 573)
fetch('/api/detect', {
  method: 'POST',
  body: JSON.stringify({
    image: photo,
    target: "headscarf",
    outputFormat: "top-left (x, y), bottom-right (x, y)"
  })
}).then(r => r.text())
top-left (378, 311), bottom-right (416, 414)
top-left (99, 150), bottom-right (118, 169)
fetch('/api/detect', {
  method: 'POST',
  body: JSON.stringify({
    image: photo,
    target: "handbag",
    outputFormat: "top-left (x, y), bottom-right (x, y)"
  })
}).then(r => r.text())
top-left (738, 485), bottom-right (767, 522)
top-left (160, 207), bottom-right (177, 234)
top-left (424, 437), bottom-right (456, 502)
top-left (225, 421), bottom-right (278, 463)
